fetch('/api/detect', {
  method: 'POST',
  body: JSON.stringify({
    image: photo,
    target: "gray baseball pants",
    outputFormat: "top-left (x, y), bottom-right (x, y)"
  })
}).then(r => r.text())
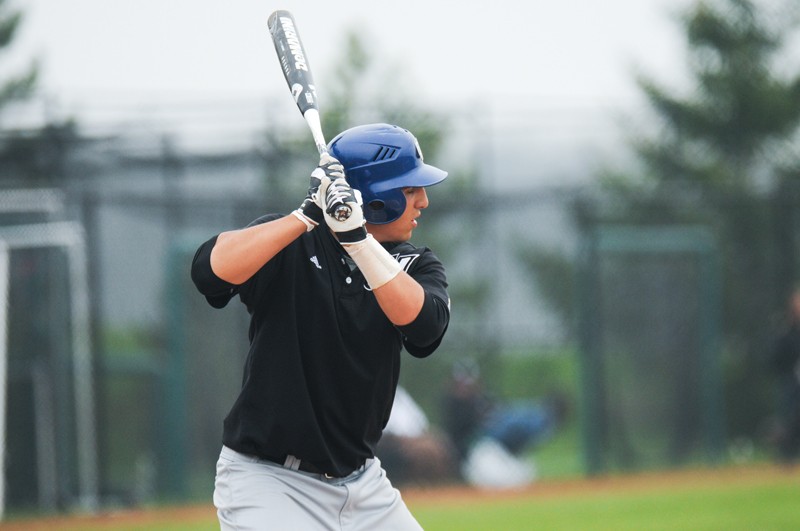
top-left (214, 445), bottom-right (423, 530)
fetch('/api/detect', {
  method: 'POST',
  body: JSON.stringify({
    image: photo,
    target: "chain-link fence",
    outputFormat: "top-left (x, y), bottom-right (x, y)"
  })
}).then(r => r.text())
top-left (2, 117), bottom-right (799, 514)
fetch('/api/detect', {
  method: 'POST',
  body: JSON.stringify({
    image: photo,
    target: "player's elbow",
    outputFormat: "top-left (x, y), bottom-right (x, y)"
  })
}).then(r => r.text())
top-left (398, 293), bottom-right (450, 353)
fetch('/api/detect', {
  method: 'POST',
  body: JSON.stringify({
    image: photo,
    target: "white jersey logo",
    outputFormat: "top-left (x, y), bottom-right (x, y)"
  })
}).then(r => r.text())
top-left (310, 256), bottom-right (322, 269)
top-left (393, 253), bottom-right (420, 272)
top-left (364, 252), bottom-right (420, 291)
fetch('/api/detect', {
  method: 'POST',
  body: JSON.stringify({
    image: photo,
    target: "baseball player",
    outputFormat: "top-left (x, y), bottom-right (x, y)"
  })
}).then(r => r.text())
top-left (191, 123), bottom-right (450, 530)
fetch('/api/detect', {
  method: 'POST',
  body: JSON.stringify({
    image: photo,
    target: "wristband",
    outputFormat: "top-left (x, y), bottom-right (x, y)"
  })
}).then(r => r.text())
top-left (338, 226), bottom-right (368, 244)
top-left (344, 234), bottom-right (402, 290)
top-left (299, 197), bottom-right (324, 225)
top-left (291, 209), bottom-right (317, 232)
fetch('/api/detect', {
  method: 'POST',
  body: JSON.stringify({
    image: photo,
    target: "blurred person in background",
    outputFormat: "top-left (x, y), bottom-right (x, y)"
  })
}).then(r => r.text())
top-left (376, 386), bottom-right (459, 486)
top-left (441, 359), bottom-right (493, 463)
top-left (441, 359), bottom-right (569, 488)
top-left (771, 288), bottom-right (800, 465)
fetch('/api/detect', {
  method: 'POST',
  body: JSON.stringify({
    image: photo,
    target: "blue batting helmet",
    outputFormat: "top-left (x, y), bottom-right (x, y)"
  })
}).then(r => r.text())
top-left (328, 123), bottom-right (448, 224)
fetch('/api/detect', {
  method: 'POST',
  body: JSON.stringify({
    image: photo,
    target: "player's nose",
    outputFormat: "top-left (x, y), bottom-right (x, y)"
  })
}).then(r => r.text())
top-left (416, 188), bottom-right (429, 209)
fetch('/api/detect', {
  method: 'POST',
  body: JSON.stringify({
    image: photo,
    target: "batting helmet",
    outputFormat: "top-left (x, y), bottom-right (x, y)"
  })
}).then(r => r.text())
top-left (328, 123), bottom-right (447, 224)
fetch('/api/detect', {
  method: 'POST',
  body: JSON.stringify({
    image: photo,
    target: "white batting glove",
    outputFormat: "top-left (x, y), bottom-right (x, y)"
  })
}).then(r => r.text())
top-left (292, 154), bottom-right (345, 232)
top-left (312, 153), bottom-right (345, 181)
top-left (317, 177), bottom-right (400, 289)
top-left (317, 177), bottom-right (367, 244)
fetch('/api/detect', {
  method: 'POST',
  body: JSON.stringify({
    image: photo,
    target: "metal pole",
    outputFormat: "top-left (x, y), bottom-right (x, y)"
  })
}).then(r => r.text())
top-left (68, 232), bottom-right (99, 511)
top-left (0, 243), bottom-right (9, 520)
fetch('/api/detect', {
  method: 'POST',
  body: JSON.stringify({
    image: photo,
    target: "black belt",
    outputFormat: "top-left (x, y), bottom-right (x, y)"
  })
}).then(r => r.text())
top-left (265, 453), bottom-right (342, 478)
top-left (295, 459), bottom-right (331, 476)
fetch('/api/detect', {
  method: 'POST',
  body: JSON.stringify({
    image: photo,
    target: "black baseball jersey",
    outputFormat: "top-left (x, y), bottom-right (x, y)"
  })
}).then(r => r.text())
top-left (191, 214), bottom-right (450, 477)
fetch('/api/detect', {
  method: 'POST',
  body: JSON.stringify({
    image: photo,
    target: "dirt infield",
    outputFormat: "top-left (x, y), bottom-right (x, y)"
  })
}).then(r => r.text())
top-left (1, 464), bottom-right (796, 530)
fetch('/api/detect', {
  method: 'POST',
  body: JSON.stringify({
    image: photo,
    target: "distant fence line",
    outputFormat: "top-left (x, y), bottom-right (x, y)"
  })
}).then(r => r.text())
top-left (1, 116), bottom-right (799, 513)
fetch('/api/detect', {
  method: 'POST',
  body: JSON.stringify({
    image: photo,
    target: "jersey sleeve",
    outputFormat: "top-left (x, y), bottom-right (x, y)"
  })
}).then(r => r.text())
top-left (190, 214), bottom-right (282, 309)
top-left (190, 235), bottom-right (239, 308)
top-left (394, 244), bottom-right (450, 358)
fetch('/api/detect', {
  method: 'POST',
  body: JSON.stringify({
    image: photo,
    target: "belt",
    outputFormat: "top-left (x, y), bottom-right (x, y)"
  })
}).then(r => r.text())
top-left (283, 455), bottom-right (333, 476)
top-left (269, 453), bottom-right (348, 479)
top-left (224, 446), bottom-right (366, 479)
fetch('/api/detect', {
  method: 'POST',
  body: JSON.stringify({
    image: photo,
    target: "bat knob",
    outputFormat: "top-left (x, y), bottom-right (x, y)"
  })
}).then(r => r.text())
top-left (333, 204), bottom-right (352, 222)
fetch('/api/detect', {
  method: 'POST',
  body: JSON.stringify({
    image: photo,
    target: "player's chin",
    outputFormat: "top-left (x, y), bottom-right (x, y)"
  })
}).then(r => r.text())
top-left (391, 229), bottom-right (414, 242)
top-left (374, 220), bottom-right (415, 242)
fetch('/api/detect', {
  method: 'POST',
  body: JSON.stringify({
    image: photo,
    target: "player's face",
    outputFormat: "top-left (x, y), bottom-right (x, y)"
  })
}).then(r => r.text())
top-left (367, 187), bottom-right (429, 243)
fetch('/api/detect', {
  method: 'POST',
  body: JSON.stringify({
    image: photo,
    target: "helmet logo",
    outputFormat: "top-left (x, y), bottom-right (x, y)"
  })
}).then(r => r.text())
top-left (373, 145), bottom-right (398, 161)
top-left (414, 137), bottom-right (424, 161)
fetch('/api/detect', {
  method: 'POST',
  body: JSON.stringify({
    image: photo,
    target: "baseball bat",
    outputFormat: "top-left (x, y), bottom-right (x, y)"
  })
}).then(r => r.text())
top-left (267, 10), bottom-right (351, 221)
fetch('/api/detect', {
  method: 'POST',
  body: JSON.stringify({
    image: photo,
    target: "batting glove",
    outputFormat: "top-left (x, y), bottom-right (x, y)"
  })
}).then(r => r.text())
top-left (317, 176), bottom-right (399, 289)
top-left (292, 153), bottom-right (345, 232)
top-left (317, 176), bottom-right (367, 244)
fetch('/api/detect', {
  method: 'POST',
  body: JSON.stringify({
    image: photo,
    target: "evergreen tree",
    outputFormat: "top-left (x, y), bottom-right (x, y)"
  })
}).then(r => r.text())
top-left (611, 0), bottom-right (800, 441)
top-left (0, 0), bottom-right (37, 116)
top-left (632, 0), bottom-right (800, 191)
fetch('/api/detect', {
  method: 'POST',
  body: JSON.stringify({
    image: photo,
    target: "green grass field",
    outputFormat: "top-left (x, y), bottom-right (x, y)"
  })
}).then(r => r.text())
top-left (412, 469), bottom-right (799, 531)
top-left (3, 465), bottom-right (798, 531)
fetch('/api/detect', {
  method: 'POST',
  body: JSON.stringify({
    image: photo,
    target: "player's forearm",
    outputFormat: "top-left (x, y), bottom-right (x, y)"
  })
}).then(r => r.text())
top-left (338, 233), bottom-right (421, 324)
top-left (372, 272), bottom-right (426, 326)
top-left (211, 215), bottom-right (306, 285)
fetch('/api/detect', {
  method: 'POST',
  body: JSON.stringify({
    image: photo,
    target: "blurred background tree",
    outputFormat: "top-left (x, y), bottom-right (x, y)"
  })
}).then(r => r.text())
top-left (518, 0), bottom-right (800, 449)
top-left (0, 0), bottom-right (37, 112)
top-left (0, 0), bottom-right (80, 188)
top-left (606, 0), bottom-right (800, 443)
top-left (632, 0), bottom-right (800, 190)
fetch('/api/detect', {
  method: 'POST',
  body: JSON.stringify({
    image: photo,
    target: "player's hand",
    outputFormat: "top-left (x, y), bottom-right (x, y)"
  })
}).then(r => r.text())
top-left (292, 154), bottom-right (345, 232)
top-left (315, 153), bottom-right (345, 181)
top-left (317, 176), bottom-right (367, 244)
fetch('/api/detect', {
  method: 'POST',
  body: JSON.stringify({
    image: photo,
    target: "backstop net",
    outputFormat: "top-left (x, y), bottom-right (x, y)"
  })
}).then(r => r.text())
top-left (578, 226), bottom-right (725, 474)
top-left (0, 218), bottom-right (97, 517)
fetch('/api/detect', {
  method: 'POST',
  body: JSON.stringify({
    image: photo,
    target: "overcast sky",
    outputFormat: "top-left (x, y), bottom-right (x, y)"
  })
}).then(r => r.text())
top-left (8, 0), bottom-right (696, 112)
top-left (4, 0), bottom-right (712, 187)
